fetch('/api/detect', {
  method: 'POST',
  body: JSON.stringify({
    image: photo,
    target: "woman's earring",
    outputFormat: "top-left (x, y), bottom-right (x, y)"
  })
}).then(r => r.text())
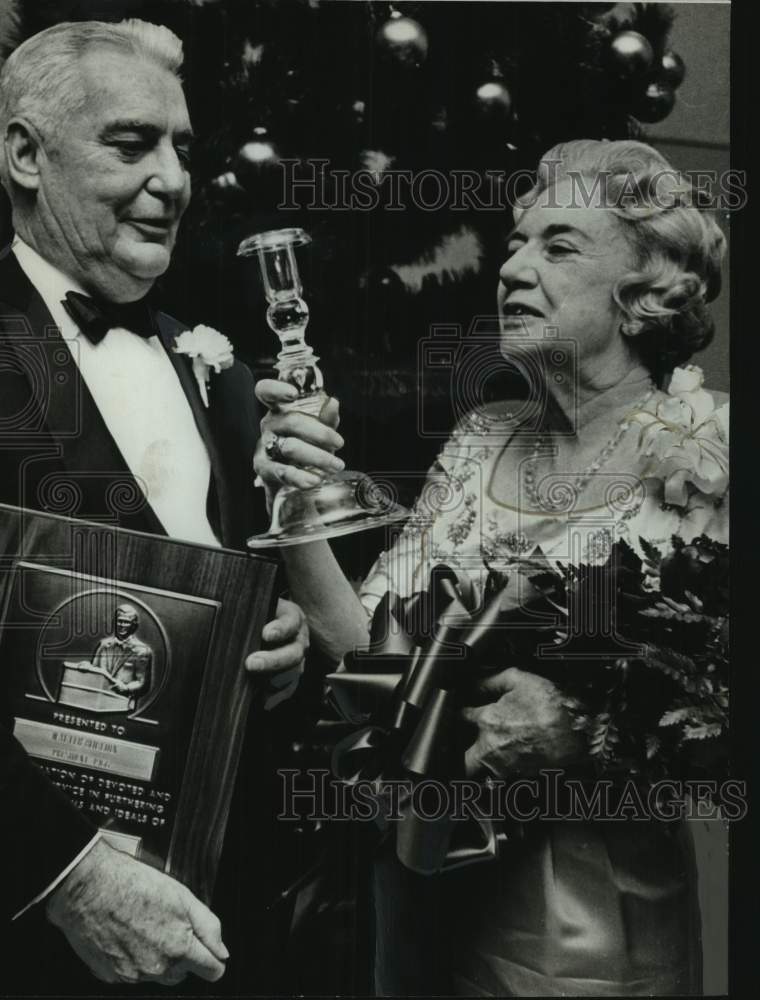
top-left (620, 318), bottom-right (642, 337)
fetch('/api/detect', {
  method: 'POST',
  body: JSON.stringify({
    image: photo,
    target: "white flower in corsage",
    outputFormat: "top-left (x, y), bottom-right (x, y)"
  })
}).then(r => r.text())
top-left (173, 325), bottom-right (234, 407)
top-left (632, 364), bottom-right (728, 507)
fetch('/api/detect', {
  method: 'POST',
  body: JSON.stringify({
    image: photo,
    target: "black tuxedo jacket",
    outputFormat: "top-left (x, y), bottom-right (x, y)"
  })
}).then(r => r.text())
top-left (0, 246), bottom-right (290, 994)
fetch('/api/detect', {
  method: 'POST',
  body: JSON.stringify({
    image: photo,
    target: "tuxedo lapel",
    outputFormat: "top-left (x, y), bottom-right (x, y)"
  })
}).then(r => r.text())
top-left (0, 247), bottom-right (165, 534)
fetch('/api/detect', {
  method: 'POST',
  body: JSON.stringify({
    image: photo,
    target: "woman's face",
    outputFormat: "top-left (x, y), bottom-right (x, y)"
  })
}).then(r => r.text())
top-left (497, 176), bottom-right (637, 369)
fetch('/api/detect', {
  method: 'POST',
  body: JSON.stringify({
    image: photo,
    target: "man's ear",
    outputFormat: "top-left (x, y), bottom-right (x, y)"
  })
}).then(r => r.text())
top-left (4, 118), bottom-right (43, 191)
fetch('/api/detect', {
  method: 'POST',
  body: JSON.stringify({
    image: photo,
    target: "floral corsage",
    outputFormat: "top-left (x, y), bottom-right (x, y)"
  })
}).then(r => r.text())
top-left (632, 364), bottom-right (728, 506)
top-left (174, 325), bottom-right (234, 407)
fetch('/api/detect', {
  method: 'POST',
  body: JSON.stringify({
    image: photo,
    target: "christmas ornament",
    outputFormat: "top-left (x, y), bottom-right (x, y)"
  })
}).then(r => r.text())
top-left (634, 81), bottom-right (676, 123)
top-left (661, 50), bottom-right (686, 87)
top-left (375, 11), bottom-right (428, 69)
top-left (609, 30), bottom-right (654, 78)
top-left (474, 80), bottom-right (513, 120)
top-left (235, 127), bottom-right (281, 183)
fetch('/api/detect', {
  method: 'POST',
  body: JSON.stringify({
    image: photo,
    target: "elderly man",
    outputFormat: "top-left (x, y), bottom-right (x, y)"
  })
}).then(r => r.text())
top-left (0, 18), bottom-right (308, 994)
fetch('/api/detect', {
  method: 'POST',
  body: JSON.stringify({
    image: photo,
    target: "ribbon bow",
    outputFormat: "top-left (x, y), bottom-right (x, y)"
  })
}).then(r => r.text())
top-left (326, 559), bottom-right (555, 874)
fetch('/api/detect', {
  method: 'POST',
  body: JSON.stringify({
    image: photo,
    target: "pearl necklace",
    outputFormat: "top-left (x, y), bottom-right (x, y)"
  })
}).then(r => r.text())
top-left (523, 385), bottom-right (656, 512)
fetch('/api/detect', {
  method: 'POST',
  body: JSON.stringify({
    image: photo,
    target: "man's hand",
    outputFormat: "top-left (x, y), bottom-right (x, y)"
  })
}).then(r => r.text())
top-left (46, 839), bottom-right (228, 985)
top-left (461, 668), bottom-right (584, 779)
top-left (246, 597), bottom-right (309, 710)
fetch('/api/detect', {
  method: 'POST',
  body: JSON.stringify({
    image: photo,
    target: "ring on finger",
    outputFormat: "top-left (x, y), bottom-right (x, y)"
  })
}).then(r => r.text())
top-left (264, 434), bottom-right (285, 462)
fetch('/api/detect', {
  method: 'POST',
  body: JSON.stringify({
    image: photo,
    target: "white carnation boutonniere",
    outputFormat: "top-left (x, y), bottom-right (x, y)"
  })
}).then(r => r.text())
top-left (173, 325), bottom-right (234, 407)
top-left (632, 364), bottom-right (728, 507)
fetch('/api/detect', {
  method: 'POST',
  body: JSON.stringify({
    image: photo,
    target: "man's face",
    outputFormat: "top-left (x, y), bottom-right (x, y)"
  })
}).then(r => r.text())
top-left (33, 46), bottom-right (192, 301)
top-left (115, 612), bottom-right (137, 640)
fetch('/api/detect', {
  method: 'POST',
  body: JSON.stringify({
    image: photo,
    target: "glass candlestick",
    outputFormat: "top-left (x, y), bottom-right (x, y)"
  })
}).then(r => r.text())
top-left (238, 227), bottom-right (409, 548)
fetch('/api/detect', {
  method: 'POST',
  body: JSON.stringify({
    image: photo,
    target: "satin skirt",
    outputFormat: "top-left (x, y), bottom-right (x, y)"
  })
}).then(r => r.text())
top-left (373, 820), bottom-right (701, 997)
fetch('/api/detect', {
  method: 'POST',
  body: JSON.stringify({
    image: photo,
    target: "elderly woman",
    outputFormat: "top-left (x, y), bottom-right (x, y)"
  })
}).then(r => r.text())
top-left (255, 139), bottom-right (728, 996)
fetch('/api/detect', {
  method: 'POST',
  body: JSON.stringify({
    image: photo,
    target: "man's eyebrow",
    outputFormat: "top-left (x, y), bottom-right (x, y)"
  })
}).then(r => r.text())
top-left (100, 121), bottom-right (195, 143)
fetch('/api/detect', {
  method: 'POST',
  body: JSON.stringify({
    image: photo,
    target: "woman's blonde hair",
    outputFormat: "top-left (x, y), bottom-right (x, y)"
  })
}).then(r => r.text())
top-left (516, 139), bottom-right (727, 380)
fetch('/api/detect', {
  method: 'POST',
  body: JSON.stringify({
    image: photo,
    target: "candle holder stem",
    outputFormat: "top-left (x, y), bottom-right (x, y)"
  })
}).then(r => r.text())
top-left (238, 227), bottom-right (409, 548)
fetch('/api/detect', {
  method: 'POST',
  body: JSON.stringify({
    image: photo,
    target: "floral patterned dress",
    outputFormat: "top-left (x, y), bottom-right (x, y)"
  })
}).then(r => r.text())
top-left (360, 366), bottom-right (728, 997)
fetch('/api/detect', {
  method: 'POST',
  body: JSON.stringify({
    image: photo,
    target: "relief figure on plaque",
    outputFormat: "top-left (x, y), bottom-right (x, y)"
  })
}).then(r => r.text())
top-left (60, 604), bottom-right (153, 713)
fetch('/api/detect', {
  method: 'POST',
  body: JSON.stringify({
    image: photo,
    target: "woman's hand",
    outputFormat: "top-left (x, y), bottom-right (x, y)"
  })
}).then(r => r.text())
top-left (461, 668), bottom-right (584, 779)
top-left (253, 379), bottom-right (345, 503)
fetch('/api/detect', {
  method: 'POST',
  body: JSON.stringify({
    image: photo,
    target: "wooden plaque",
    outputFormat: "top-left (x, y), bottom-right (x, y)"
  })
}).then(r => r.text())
top-left (0, 503), bottom-right (278, 903)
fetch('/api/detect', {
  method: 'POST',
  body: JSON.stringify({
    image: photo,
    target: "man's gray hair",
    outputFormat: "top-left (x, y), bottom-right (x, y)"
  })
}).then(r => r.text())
top-left (115, 603), bottom-right (140, 623)
top-left (0, 19), bottom-right (183, 189)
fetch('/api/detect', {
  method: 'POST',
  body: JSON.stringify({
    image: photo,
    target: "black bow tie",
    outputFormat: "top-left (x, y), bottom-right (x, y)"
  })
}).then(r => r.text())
top-left (62, 290), bottom-right (158, 344)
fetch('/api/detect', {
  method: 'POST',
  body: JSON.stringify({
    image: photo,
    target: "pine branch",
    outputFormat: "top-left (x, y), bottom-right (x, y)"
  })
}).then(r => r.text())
top-left (589, 712), bottom-right (621, 764)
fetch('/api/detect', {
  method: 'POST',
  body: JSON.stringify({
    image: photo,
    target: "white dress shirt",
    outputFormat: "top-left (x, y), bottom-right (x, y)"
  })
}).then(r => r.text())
top-left (12, 237), bottom-right (221, 547)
